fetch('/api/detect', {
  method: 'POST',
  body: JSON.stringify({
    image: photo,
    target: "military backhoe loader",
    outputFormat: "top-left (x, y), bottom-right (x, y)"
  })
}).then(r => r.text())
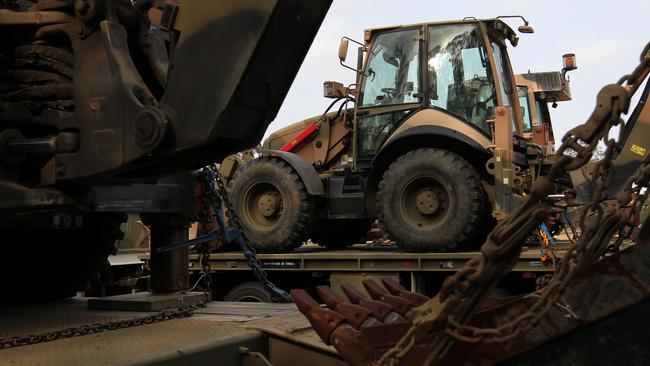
top-left (0, 0), bottom-right (331, 301)
top-left (516, 56), bottom-right (576, 149)
top-left (228, 17), bottom-right (575, 253)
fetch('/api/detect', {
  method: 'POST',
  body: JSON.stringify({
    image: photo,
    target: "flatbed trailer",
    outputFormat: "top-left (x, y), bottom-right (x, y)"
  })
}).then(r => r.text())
top-left (0, 243), bottom-right (567, 366)
top-left (163, 242), bottom-right (567, 301)
top-left (192, 244), bottom-right (558, 273)
top-left (0, 299), bottom-right (343, 366)
top-left (2, 241), bottom-right (641, 366)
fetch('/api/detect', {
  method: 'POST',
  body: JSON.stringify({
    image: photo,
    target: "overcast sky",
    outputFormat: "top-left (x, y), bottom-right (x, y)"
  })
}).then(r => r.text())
top-left (270, 0), bottom-right (649, 142)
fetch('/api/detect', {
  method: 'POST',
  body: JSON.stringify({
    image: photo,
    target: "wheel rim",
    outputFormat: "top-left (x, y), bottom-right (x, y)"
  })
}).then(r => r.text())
top-left (399, 175), bottom-right (451, 231)
top-left (242, 181), bottom-right (284, 231)
top-left (237, 295), bottom-right (265, 302)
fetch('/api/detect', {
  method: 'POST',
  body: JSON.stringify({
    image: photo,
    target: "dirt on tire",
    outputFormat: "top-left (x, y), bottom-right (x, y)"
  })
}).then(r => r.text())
top-left (377, 148), bottom-right (487, 252)
top-left (228, 158), bottom-right (313, 253)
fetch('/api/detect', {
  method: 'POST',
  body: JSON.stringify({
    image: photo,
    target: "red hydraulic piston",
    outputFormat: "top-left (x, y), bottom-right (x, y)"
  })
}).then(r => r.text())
top-left (279, 121), bottom-right (320, 152)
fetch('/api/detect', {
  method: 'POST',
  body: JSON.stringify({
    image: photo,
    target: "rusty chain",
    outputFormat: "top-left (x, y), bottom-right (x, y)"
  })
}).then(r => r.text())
top-left (0, 178), bottom-right (226, 350)
top-left (0, 305), bottom-right (196, 349)
top-left (0, 163), bottom-right (274, 349)
top-left (443, 151), bottom-right (650, 345)
top-left (1, 253), bottom-right (214, 349)
top-left (379, 42), bottom-right (650, 365)
top-left (204, 164), bottom-right (291, 302)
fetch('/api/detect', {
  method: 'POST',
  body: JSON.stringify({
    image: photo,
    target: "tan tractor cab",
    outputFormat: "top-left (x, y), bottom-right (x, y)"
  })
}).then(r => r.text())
top-left (228, 16), bottom-right (570, 253)
top-left (516, 53), bottom-right (576, 150)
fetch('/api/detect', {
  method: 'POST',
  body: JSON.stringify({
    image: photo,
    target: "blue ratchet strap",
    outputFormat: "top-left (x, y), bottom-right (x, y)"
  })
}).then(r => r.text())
top-left (563, 208), bottom-right (579, 242)
top-left (155, 203), bottom-right (239, 252)
top-left (538, 222), bottom-right (558, 265)
top-left (539, 222), bottom-right (557, 249)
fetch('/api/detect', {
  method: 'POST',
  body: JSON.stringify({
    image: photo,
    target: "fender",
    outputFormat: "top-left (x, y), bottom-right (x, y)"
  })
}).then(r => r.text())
top-left (378, 124), bottom-right (528, 166)
top-left (375, 124), bottom-right (489, 163)
top-left (260, 149), bottom-right (324, 195)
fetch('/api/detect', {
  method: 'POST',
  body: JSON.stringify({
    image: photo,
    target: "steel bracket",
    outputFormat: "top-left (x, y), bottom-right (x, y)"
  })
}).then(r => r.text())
top-left (240, 347), bottom-right (273, 366)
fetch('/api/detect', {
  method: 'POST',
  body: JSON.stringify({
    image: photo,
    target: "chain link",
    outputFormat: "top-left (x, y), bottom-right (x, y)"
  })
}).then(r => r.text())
top-left (0, 305), bottom-right (195, 349)
top-left (0, 163), bottom-right (260, 350)
top-left (201, 165), bottom-right (291, 303)
top-left (0, 172), bottom-right (217, 350)
top-left (1, 249), bottom-right (214, 350)
top-left (443, 152), bottom-right (650, 345)
top-left (199, 248), bottom-right (212, 302)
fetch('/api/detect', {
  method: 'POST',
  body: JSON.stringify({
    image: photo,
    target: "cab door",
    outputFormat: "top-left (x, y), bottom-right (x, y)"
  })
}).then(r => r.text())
top-left (352, 26), bottom-right (424, 171)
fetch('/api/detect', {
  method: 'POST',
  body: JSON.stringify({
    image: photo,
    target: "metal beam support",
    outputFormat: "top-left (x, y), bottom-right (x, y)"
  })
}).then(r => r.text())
top-left (491, 107), bottom-right (515, 220)
top-left (144, 214), bottom-right (190, 293)
top-left (149, 223), bottom-right (190, 293)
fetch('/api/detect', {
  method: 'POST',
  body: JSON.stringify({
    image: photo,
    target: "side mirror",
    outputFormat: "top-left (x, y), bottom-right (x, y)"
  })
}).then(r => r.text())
top-left (497, 16), bottom-right (534, 35)
top-left (338, 36), bottom-right (365, 74)
top-left (338, 38), bottom-right (349, 62)
top-left (517, 25), bottom-right (534, 33)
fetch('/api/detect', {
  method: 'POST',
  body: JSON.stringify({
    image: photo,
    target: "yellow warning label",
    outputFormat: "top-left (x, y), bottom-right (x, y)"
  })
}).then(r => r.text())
top-left (631, 144), bottom-right (646, 157)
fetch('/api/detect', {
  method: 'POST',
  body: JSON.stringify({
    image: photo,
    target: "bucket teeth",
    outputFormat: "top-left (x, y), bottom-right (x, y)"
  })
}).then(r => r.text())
top-left (362, 279), bottom-right (414, 316)
top-left (316, 286), bottom-right (378, 328)
top-left (293, 283), bottom-right (435, 366)
top-left (290, 289), bottom-right (346, 344)
top-left (381, 277), bottom-right (429, 306)
top-left (340, 283), bottom-right (407, 324)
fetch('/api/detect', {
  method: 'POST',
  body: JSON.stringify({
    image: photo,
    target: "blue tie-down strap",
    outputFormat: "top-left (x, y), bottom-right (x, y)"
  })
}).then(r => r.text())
top-left (155, 223), bottom-right (291, 302)
top-left (155, 231), bottom-right (222, 253)
top-left (155, 207), bottom-right (236, 253)
top-left (539, 222), bottom-right (557, 248)
top-left (563, 209), bottom-right (579, 242)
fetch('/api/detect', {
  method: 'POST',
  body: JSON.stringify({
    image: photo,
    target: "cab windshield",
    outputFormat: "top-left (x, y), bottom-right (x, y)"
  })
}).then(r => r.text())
top-left (359, 28), bottom-right (421, 108)
top-left (427, 23), bottom-right (498, 135)
top-left (427, 24), bottom-right (514, 135)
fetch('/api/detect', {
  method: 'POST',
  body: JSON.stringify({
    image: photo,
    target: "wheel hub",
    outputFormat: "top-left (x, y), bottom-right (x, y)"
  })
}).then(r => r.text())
top-left (257, 192), bottom-right (281, 217)
top-left (399, 176), bottom-right (450, 230)
top-left (416, 190), bottom-right (440, 215)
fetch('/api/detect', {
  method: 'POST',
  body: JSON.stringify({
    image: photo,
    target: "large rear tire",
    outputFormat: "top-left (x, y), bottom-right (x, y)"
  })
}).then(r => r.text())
top-left (228, 158), bottom-right (313, 253)
top-left (377, 148), bottom-right (487, 252)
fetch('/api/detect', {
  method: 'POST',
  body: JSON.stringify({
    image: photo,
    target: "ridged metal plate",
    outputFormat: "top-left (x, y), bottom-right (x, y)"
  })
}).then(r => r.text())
top-left (0, 300), bottom-right (298, 366)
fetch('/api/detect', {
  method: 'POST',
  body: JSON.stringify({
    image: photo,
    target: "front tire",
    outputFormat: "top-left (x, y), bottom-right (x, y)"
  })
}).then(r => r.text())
top-left (377, 148), bottom-right (486, 252)
top-left (228, 158), bottom-right (313, 253)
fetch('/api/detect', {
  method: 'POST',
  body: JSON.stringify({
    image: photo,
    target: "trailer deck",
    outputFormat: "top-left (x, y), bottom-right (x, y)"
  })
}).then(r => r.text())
top-left (1, 243), bottom-right (571, 366)
top-left (186, 243), bottom-right (565, 273)
top-left (0, 299), bottom-right (341, 366)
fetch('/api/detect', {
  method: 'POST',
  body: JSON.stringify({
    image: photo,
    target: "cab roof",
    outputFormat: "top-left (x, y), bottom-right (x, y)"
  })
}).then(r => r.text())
top-left (363, 18), bottom-right (518, 46)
